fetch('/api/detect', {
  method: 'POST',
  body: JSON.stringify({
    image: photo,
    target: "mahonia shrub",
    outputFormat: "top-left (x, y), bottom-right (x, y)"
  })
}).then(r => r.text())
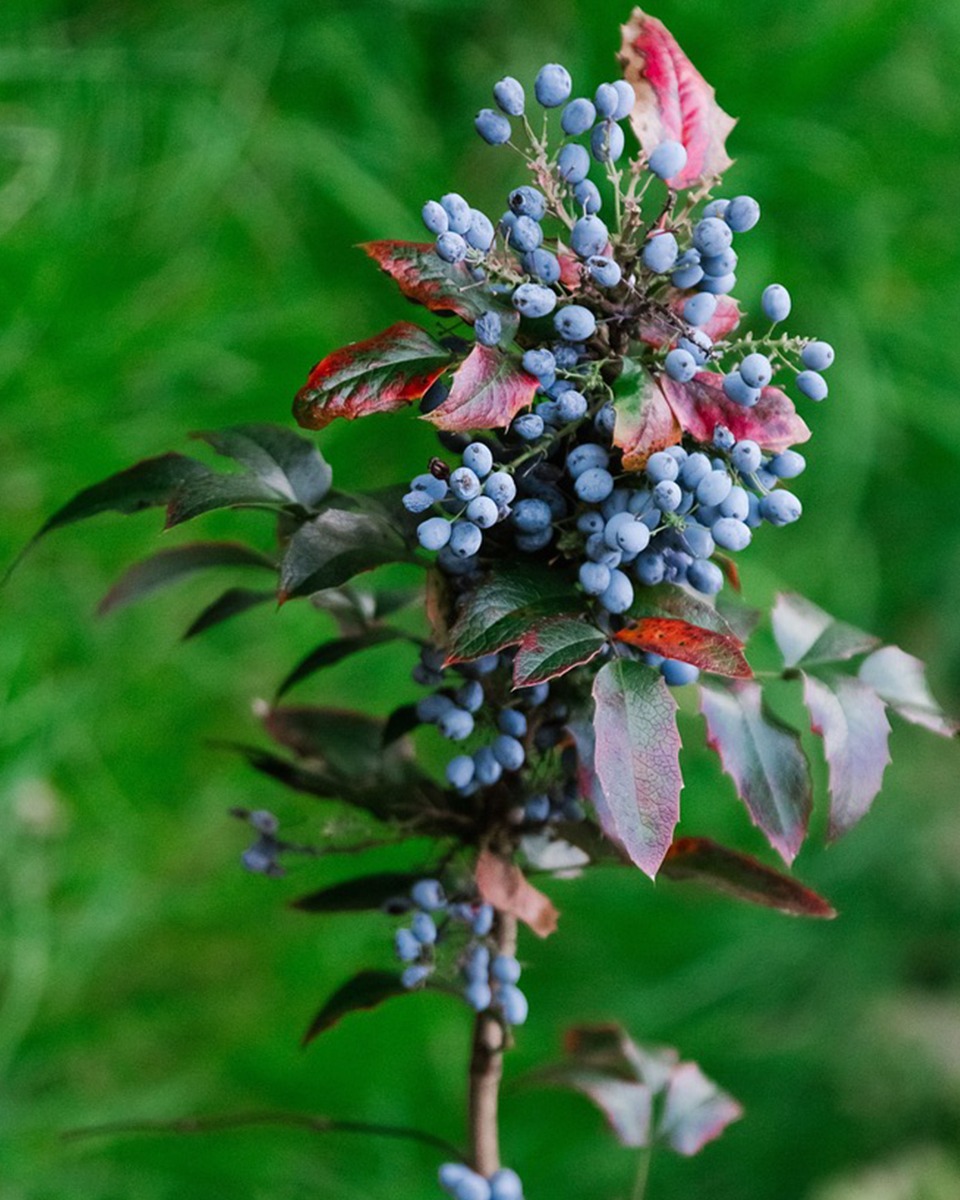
top-left (20, 9), bottom-right (957, 1200)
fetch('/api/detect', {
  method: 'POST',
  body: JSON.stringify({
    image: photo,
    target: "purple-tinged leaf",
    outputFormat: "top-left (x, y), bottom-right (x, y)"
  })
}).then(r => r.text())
top-left (424, 344), bottom-right (539, 433)
top-left (513, 618), bottom-right (607, 688)
top-left (183, 587), bottom-right (274, 640)
top-left (619, 8), bottom-right (737, 190)
top-left (302, 970), bottom-right (407, 1046)
top-left (291, 872), bottom-right (425, 914)
top-left (700, 681), bottom-right (812, 864)
top-left (98, 541), bottom-right (275, 616)
top-left (661, 372), bottom-right (811, 455)
top-left (661, 836), bottom-right (836, 918)
top-left (772, 593), bottom-right (880, 669)
top-left (859, 645), bottom-right (959, 738)
top-left (629, 583), bottom-right (736, 636)
top-left (446, 565), bottom-right (580, 663)
top-left (275, 628), bottom-right (403, 698)
top-left (294, 322), bottom-right (451, 431)
top-left (591, 660), bottom-right (682, 879)
top-left (612, 361), bottom-right (681, 471)
top-left (193, 423), bottom-right (332, 508)
top-left (360, 240), bottom-right (512, 326)
top-left (278, 509), bottom-right (409, 602)
top-left (716, 593), bottom-right (762, 643)
top-left (802, 674), bottom-right (892, 840)
top-left (550, 1073), bottom-right (653, 1147)
top-left (616, 617), bottom-right (750, 678)
top-left (659, 1061), bottom-right (743, 1156)
top-left (638, 296), bottom-right (742, 349)
top-left (476, 848), bottom-right (559, 938)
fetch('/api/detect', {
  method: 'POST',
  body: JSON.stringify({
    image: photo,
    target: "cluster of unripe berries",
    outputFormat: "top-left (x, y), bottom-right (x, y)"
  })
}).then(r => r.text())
top-left (393, 877), bottom-right (529, 1028)
top-left (439, 1162), bottom-right (525, 1200)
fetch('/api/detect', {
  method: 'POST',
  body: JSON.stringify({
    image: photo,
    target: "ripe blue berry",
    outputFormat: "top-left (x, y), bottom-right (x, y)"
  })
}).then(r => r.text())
top-left (611, 80), bottom-right (636, 119)
top-left (768, 449), bottom-right (806, 479)
top-left (440, 193), bottom-right (471, 234)
top-left (702, 198), bottom-right (730, 220)
top-left (682, 522), bottom-right (714, 559)
top-left (523, 249), bottom-right (561, 283)
top-left (722, 371), bottom-right (760, 407)
top-left (436, 232), bottom-right (467, 263)
top-left (739, 353), bottom-right (772, 389)
top-left (646, 450), bottom-right (679, 483)
top-left (796, 370), bottom-right (828, 401)
top-left (509, 186), bottom-right (547, 220)
top-left (606, 512), bottom-right (650, 555)
top-left (456, 680), bottom-right (485, 713)
top-left (491, 955), bottom-right (522, 985)
top-left (680, 452), bottom-right (712, 488)
top-left (671, 250), bottom-right (704, 290)
top-left (512, 282), bottom-right (556, 318)
top-left (417, 517), bottom-right (451, 551)
top-left (464, 980), bottom-right (493, 1012)
top-left (411, 879), bottom-right (446, 912)
top-left (712, 517), bottom-right (751, 552)
top-left (648, 139), bottom-right (688, 180)
top-left (701, 247), bottom-right (738, 277)
top-left (588, 255), bottom-right (622, 288)
top-left (422, 200), bottom-right (448, 235)
top-left (462, 442), bottom-right (493, 479)
top-left (498, 709), bottom-right (527, 738)
top-left (590, 119), bottom-right (625, 163)
top-left (567, 443), bottom-right (609, 477)
top-left (570, 215), bottom-right (609, 259)
top-left (579, 560), bottom-right (611, 595)
top-left (574, 466), bottom-right (614, 503)
top-left (401, 964), bottom-right (431, 989)
top-left (683, 292), bottom-right (718, 327)
top-left (493, 76), bottom-right (525, 116)
top-left (635, 550), bottom-right (666, 586)
top-left (697, 469), bottom-right (733, 506)
top-left (665, 347), bottom-right (697, 382)
top-left (699, 273), bottom-right (736, 295)
top-left (449, 466), bottom-right (481, 501)
top-left (466, 210), bottom-right (495, 252)
top-left (446, 754), bottom-right (476, 790)
top-left (653, 480), bottom-right (682, 512)
top-left (594, 82), bottom-right (619, 117)
top-left (693, 217), bottom-right (733, 256)
top-left (463, 944), bottom-right (490, 983)
top-left (474, 747), bottom-right (502, 786)
top-left (762, 283), bottom-right (791, 322)
top-left (730, 439), bottom-right (762, 474)
top-left (512, 413), bottom-right (545, 442)
top-left (534, 63), bottom-right (572, 108)
top-left (484, 471), bottom-right (516, 505)
top-left (687, 558), bottom-right (724, 595)
top-left (498, 984), bottom-right (529, 1026)
top-left (473, 903), bottom-right (495, 936)
top-left (725, 195), bottom-right (761, 232)
top-left (439, 707), bottom-right (474, 741)
top-left (557, 390), bottom-right (588, 422)
top-left (512, 498), bottom-right (552, 533)
top-left (395, 928), bottom-right (421, 962)
top-left (466, 496), bottom-right (499, 529)
top-left (557, 143), bottom-right (590, 183)
top-left (475, 108), bottom-right (511, 145)
top-left (561, 97), bottom-right (596, 135)
top-left (642, 231), bottom-right (679, 274)
top-left (449, 520), bottom-right (483, 558)
top-left (801, 341), bottom-right (835, 371)
top-left (760, 490), bottom-right (803, 525)
top-left (554, 305), bottom-right (597, 342)
top-left (475, 312), bottom-right (502, 347)
top-left (509, 215), bottom-right (543, 253)
top-left (411, 911), bottom-right (437, 945)
top-left (574, 178), bottom-right (602, 213)
top-left (403, 490), bottom-right (434, 514)
top-left (661, 659), bottom-right (700, 686)
top-left (599, 568), bottom-right (634, 613)
top-left (492, 735), bottom-right (525, 771)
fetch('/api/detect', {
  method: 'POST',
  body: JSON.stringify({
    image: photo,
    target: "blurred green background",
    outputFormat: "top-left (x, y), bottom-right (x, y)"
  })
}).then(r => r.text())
top-left (2, 1), bottom-right (960, 1197)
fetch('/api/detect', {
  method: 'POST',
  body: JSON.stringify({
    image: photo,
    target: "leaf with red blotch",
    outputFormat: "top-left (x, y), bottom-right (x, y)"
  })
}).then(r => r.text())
top-left (662, 371), bottom-right (811, 454)
top-left (513, 617), bottom-right (607, 688)
top-left (661, 836), bottom-right (836, 917)
top-left (360, 240), bottom-right (501, 324)
top-left (616, 617), bottom-right (750, 679)
top-left (773, 592), bottom-right (880, 669)
top-left (700, 681), bottom-right (812, 864)
top-left (638, 296), bottom-right (742, 349)
top-left (858, 645), bottom-right (959, 738)
top-left (612, 361), bottom-right (681, 471)
top-left (591, 660), bottom-right (683, 879)
top-left (619, 8), bottom-right (737, 190)
top-left (476, 848), bottom-right (559, 937)
top-left (302, 970), bottom-right (407, 1046)
top-left (293, 322), bottom-right (451, 431)
top-left (425, 344), bottom-right (540, 433)
top-left (659, 1061), bottom-right (743, 1156)
top-left (802, 673), bottom-right (891, 840)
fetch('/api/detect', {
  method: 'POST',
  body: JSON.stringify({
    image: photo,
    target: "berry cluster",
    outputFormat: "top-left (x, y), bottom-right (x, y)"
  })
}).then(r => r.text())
top-left (238, 809), bottom-right (284, 877)
top-left (439, 1162), bottom-right (525, 1200)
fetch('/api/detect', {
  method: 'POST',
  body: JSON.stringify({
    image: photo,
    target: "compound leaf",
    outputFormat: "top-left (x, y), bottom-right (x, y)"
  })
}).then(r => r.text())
top-left (772, 592), bottom-right (880, 669)
top-left (193, 423), bottom-right (332, 508)
top-left (302, 970), bottom-right (407, 1046)
top-left (616, 616), bottom-right (750, 678)
top-left (858, 645), bottom-right (959, 738)
top-left (278, 508), bottom-right (409, 601)
top-left (361, 240), bottom-right (510, 325)
top-left (446, 565), bottom-right (579, 663)
top-left (513, 617), bottom-right (607, 687)
top-left (275, 628), bottom-right (403, 698)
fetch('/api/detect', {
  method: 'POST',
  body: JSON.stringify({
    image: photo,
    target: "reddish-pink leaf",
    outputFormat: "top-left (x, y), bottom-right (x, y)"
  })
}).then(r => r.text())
top-left (616, 616), bottom-right (750, 679)
top-left (360, 240), bottom-right (498, 325)
top-left (476, 848), bottom-right (559, 938)
top-left (425, 344), bottom-right (540, 433)
top-left (659, 1061), bottom-right (743, 1156)
top-left (592, 660), bottom-right (682, 879)
top-left (858, 645), bottom-right (959, 738)
top-left (557, 248), bottom-right (583, 289)
top-left (294, 322), bottom-right (450, 431)
top-left (612, 363), bottom-right (681, 471)
top-left (802, 673), bottom-right (892, 840)
top-left (639, 296), bottom-right (742, 349)
top-left (661, 371), bottom-right (811, 454)
top-left (619, 8), bottom-right (737, 190)
top-left (700, 681), bottom-right (812, 864)
top-left (772, 592), bottom-right (880, 668)
top-left (661, 837), bottom-right (836, 918)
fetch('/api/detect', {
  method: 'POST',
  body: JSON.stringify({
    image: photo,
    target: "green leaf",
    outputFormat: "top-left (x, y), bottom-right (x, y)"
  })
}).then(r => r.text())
top-left (278, 509), bottom-right (409, 601)
top-left (291, 872), bottom-right (424, 914)
top-left (165, 467), bottom-right (287, 528)
top-left (802, 673), bottom-right (892, 840)
top-left (261, 706), bottom-right (392, 778)
top-left (858, 645), bottom-right (959, 738)
top-left (98, 541), bottom-right (276, 616)
top-left (182, 587), bottom-right (275, 640)
top-left (302, 970), bottom-right (407, 1046)
top-left (446, 565), bottom-right (580, 663)
top-left (772, 592), bottom-right (880, 669)
top-left (700, 681), bottom-right (812, 864)
top-left (513, 617), bottom-right (607, 687)
top-left (660, 836), bottom-right (836, 917)
top-left (612, 360), bottom-right (681, 472)
top-left (275, 628), bottom-right (404, 698)
top-left (294, 322), bottom-right (451, 431)
top-left (193, 423), bottom-right (332, 508)
top-left (591, 659), bottom-right (683, 879)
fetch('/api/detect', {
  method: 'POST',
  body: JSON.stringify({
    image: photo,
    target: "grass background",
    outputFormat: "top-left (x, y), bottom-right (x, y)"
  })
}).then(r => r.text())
top-left (2, 1), bottom-right (960, 1197)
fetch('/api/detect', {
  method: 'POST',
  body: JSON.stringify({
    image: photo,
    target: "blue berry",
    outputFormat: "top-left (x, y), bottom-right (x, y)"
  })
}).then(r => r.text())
top-left (801, 341), bottom-right (834, 371)
top-left (611, 80), bottom-right (636, 119)
top-left (680, 452), bottom-right (712, 488)
top-left (498, 709), bottom-right (527, 738)
top-left (712, 517), bottom-right (751, 552)
top-left (599, 568), bottom-right (634, 613)
top-left (466, 210), bottom-right (495, 252)
top-left (665, 347), bottom-right (697, 382)
top-left (456, 680), bottom-right (485, 713)
top-left (653, 480), bottom-right (682, 512)
top-left (594, 402), bottom-right (617, 437)
top-left (512, 282), bottom-right (556, 318)
top-left (492, 735), bottom-right (525, 771)
top-left (567, 443), bottom-right (609, 477)
top-left (671, 250), bottom-right (704, 290)
top-left (661, 659), bottom-right (700, 686)
top-left (722, 371), bottom-right (760, 407)
top-left (395, 928), bottom-right (421, 962)
top-left (590, 119), bottom-right (624, 163)
top-left (472, 903), bottom-right (495, 936)
top-left (574, 466), bottom-right (614, 503)
top-left (739, 353), bottom-right (772, 389)
top-left (484, 471), bottom-right (517, 505)
top-left (447, 754), bottom-right (476, 790)
top-left (646, 450), bottom-right (679, 484)
top-left (509, 186), bottom-right (547, 220)
top-left (762, 284), bottom-right (791, 322)
top-left (523, 248), bottom-right (561, 283)
top-left (449, 520), bottom-right (483, 558)
top-left (498, 984), bottom-right (529, 1026)
top-left (768, 449), bottom-right (806, 479)
top-left (509, 215), bottom-right (543, 253)
top-left (439, 707), bottom-right (475, 741)
top-left (449, 466), bottom-right (481, 501)
top-left (561, 97), bottom-right (596, 135)
top-left (557, 143), bottom-right (590, 183)
top-left (713, 425), bottom-right (735, 451)
top-left (683, 292), bottom-right (718, 327)
top-left (635, 550), bottom-right (666, 586)
top-left (475, 108), bottom-right (511, 145)
top-left (463, 944), bottom-right (490, 983)
top-left (697, 469), bottom-right (733, 506)
top-left (534, 63), bottom-right (572, 108)
top-left (522, 348), bottom-right (556, 379)
top-left (588, 255), bottom-right (621, 288)
top-left (693, 217), bottom-right (733, 256)
top-left (464, 980), bottom-right (493, 1012)
top-left (594, 82), bottom-right (619, 117)
top-left (580, 560), bottom-right (611, 595)
top-left (725, 194), bottom-right (760, 232)
top-left (401, 964), bottom-right (431, 989)
top-left (570, 215), bottom-right (609, 259)
top-left (525, 793), bottom-right (551, 822)
top-left (417, 517), bottom-right (451, 551)
top-left (605, 512), bottom-right (650, 555)
top-left (461, 442), bottom-right (493, 479)
top-left (760, 490), bottom-right (803, 526)
top-left (701, 247), bottom-right (738, 277)
top-left (493, 76), bottom-right (525, 117)
top-left (437, 232), bottom-right (467, 263)
top-left (648, 139), bottom-right (687, 180)
top-left (702, 198), bottom-right (730, 220)
top-left (687, 558), bottom-right (724, 595)
top-left (513, 498), bottom-right (552, 533)
top-left (642, 231), bottom-right (679, 274)
top-left (557, 390), bottom-right (588, 422)
top-left (474, 747), bottom-right (502, 786)
top-left (422, 200), bottom-right (448, 235)
top-left (403, 490), bottom-right (434, 514)
top-left (730, 439), bottom-right (762, 474)
top-left (578, 510), bottom-right (604, 534)
top-left (554, 305), bottom-right (597, 342)
top-left (411, 912), bottom-right (437, 944)
top-left (411, 879), bottom-right (446, 912)
top-left (574, 178), bottom-right (602, 213)
top-left (466, 495), bottom-right (499, 529)
top-left (699, 273), bottom-right (736, 295)
top-left (475, 312), bottom-right (502, 347)
top-left (491, 955), bottom-right (522, 985)
top-left (796, 370), bottom-right (828, 401)
top-left (719, 485), bottom-right (750, 520)
top-left (682, 522), bottom-right (715, 559)
top-left (440, 193), bottom-right (471, 234)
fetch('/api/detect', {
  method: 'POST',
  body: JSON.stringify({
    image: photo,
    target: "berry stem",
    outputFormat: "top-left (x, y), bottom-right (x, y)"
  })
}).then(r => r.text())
top-left (467, 909), bottom-right (518, 1176)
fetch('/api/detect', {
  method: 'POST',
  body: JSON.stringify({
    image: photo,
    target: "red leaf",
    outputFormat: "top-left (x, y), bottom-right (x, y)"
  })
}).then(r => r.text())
top-left (612, 363), bottom-right (681, 471)
top-left (616, 616), bottom-right (751, 678)
top-left (802, 674), bottom-right (892, 840)
top-left (638, 296), bottom-right (742, 349)
top-left (425, 344), bottom-right (540, 433)
top-left (661, 837), bottom-right (836, 918)
top-left (661, 371), bottom-right (811, 454)
top-left (293, 322), bottom-right (450, 431)
top-left (476, 848), bottom-right (559, 938)
top-left (360, 240), bottom-right (498, 325)
top-left (619, 8), bottom-right (737, 190)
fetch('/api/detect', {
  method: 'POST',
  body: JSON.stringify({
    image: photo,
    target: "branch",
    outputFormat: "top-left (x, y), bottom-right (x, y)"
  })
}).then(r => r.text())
top-left (61, 1110), bottom-right (465, 1161)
